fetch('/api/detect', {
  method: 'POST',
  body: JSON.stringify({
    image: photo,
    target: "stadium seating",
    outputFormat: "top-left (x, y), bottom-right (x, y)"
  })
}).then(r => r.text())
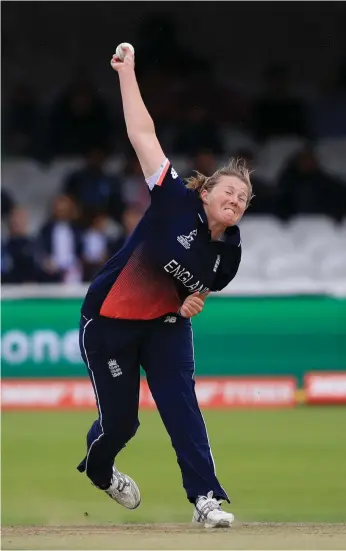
top-left (2, 138), bottom-right (345, 283)
top-left (254, 137), bottom-right (307, 183)
top-left (315, 138), bottom-right (346, 181)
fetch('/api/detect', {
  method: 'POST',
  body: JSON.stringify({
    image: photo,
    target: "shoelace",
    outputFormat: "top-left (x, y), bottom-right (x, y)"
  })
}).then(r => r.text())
top-left (195, 491), bottom-right (222, 522)
top-left (115, 473), bottom-right (130, 493)
top-left (93, 469), bottom-right (130, 493)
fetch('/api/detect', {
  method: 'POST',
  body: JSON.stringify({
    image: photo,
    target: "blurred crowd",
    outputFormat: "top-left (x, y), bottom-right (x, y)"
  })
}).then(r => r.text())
top-left (2, 14), bottom-right (346, 284)
top-left (2, 144), bottom-right (346, 285)
top-left (2, 60), bottom-right (346, 161)
top-left (2, 13), bottom-right (346, 159)
top-left (1, 149), bottom-right (147, 284)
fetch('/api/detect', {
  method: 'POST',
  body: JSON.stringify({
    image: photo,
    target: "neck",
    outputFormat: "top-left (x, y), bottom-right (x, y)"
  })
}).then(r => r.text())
top-left (207, 218), bottom-right (226, 241)
top-left (203, 205), bottom-right (227, 240)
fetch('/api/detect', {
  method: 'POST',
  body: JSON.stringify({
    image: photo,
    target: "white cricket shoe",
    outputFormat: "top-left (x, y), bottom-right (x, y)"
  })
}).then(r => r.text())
top-left (192, 491), bottom-right (234, 528)
top-left (102, 467), bottom-right (141, 509)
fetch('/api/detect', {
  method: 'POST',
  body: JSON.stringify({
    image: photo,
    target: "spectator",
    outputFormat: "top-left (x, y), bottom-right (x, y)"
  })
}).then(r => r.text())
top-left (277, 146), bottom-right (346, 221)
top-left (252, 64), bottom-right (308, 141)
top-left (173, 105), bottom-right (224, 156)
top-left (184, 150), bottom-right (218, 180)
top-left (180, 65), bottom-right (249, 126)
top-left (121, 155), bottom-right (150, 213)
top-left (62, 146), bottom-right (125, 224)
top-left (2, 83), bottom-right (41, 157)
top-left (37, 194), bottom-right (83, 282)
top-left (48, 78), bottom-right (113, 157)
top-left (82, 212), bottom-right (114, 282)
top-left (233, 148), bottom-right (279, 215)
top-left (1, 188), bottom-right (15, 219)
top-left (309, 62), bottom-right (346, 139)
top-left (110, 206), bottom-right (143, 255)
top-left (137, 68), bottom-right (181, 150)
top-left (2, 207), bottom-right (39, 283)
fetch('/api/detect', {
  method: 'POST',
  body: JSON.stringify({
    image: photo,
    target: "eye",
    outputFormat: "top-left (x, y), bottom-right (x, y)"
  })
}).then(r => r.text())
top-left (239, 197), bottom-right (246, 203)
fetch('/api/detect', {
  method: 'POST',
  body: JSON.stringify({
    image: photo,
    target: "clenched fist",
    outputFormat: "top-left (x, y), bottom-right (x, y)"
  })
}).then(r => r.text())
top-left (110, 46), bottom-right (135, 73)
top-left (179, 292), bottom-right (208, 318)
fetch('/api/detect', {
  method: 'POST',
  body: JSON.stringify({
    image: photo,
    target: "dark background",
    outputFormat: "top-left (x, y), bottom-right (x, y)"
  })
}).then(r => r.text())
top-left (2, 2), bottom-right (346, 100)
top-left (2, 1), bottom-right (346, 284)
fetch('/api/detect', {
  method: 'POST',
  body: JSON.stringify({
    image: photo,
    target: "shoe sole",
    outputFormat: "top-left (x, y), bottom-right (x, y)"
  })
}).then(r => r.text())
top-left (205, 519), bottom-right (233, 528)
top-left (126, 496), bottom-right (141, 510)
top-left (192, 517), bottom-right (234, 529)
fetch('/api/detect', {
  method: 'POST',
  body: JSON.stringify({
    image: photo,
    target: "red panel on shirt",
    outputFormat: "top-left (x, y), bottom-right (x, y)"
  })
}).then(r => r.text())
top-left (100, 245), bottom-right (181, 320)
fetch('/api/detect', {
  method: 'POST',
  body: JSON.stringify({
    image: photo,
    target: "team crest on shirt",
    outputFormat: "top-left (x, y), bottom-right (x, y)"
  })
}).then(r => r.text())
top-left (177, 229), bottom-right (197, 249)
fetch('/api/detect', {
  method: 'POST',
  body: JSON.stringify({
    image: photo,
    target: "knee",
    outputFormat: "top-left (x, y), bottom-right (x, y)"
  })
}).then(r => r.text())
top-left (103, 417), bottom-right (140, 441)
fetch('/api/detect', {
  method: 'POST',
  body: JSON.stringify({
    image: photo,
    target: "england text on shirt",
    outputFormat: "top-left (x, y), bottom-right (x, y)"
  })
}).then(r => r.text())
top-left (81, 159), bottom-right (241, 320)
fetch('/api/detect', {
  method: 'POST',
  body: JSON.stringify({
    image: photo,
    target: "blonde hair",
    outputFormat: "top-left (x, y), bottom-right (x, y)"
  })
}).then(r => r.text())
top-left (185, 157), bottom-right (254, 206)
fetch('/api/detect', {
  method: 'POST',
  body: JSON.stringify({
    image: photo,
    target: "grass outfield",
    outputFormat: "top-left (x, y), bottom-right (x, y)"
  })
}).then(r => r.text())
top-left (2, 408), bottom-right (346, 526)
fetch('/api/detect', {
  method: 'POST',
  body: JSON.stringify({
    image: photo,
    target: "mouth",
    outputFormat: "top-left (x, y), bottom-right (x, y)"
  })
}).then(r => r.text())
top-left (224, 207), bottom-right (235, 215)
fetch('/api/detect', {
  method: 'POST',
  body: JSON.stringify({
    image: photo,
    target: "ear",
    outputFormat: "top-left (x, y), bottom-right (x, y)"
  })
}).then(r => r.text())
top-left (200, 189), bottom-right (209, 204)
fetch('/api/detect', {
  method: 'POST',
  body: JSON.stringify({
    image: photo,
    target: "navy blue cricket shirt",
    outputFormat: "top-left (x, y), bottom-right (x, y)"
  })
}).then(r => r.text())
top-left (81, 159), bottom-right (241, 320)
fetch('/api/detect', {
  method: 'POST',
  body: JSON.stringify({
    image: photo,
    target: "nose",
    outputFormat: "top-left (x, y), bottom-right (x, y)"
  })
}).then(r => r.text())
top-left (230, 195), bottom-right (239, 207)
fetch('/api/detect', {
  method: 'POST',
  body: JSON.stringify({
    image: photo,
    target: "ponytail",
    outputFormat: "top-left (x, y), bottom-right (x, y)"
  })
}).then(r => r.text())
top-left (185, 171), bottom-right (209, 191)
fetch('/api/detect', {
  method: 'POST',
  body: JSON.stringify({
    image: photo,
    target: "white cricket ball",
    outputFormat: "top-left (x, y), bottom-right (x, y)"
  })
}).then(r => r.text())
top-left (115, 42), bottom-right (135, 61)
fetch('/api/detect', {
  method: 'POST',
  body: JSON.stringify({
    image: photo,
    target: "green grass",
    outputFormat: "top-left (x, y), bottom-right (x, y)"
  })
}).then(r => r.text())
top-left (2, 408), bottom-right (346, 525)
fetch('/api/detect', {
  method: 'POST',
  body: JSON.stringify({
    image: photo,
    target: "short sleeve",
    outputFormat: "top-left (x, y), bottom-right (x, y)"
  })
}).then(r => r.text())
top-left (146, 158), bottom-right (188, 205)
top-left (211, 245), bottom-right (242, 291)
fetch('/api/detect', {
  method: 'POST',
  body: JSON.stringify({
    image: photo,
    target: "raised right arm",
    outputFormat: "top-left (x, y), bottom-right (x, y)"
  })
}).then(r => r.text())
top-left (110, 47), bottom-right (166, 179)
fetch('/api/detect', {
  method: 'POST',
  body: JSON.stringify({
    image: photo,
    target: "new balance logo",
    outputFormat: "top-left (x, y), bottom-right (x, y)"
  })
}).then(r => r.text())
top-left (164, 316), bottom-right (177, 323)
top-left (108, 359), bottom-right (122, 378)
top-left (171, 167), bottom-right (178, 179)
top-left (177, 229), bottom-right (197, 249)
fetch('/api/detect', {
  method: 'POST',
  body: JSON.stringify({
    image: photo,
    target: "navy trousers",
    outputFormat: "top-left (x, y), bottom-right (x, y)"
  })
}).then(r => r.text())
top-left (77, 314), bottom-right (229, 503)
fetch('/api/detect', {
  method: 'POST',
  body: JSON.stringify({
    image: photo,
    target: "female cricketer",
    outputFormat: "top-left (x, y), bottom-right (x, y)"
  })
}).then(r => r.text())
top-left (77, 44), bottom-right (253, 528)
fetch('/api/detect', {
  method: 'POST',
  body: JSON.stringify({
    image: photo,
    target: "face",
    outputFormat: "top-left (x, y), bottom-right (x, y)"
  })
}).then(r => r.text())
top-left (122, 208), bottom-right (142, 234)
top-left (9, 208), bottom-right (29, 236)
top-left (91, 214), bottom-right (108, 231)
top-left (194, 152), bottom-right (216, 176)
top-left (201, 176), bottom-right (249, 227)
top-left (52, 195), bottom-right (74, 220)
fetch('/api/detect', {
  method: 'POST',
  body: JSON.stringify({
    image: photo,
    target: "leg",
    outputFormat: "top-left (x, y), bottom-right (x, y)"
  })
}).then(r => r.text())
top-left (77, 315), bottom-right (141, 488)
top-left (140, 317), bottom-right (229, 503)
top-left (84, 417), bottom-right (139, 462)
